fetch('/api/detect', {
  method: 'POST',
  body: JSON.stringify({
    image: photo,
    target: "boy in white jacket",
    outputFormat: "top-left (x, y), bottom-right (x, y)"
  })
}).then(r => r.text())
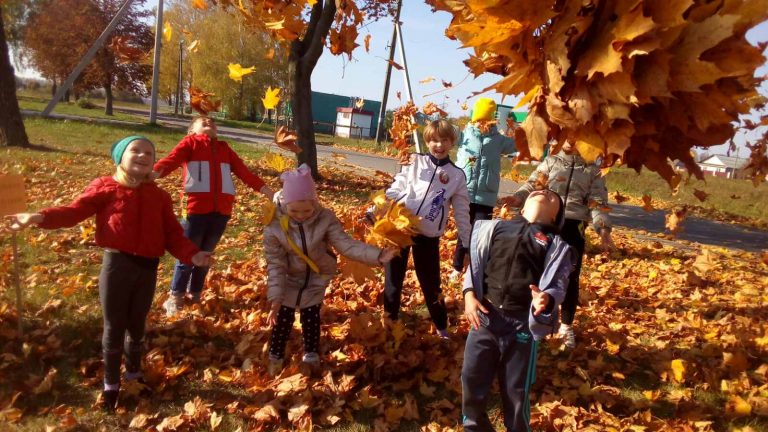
top-left (383, 120), bottom-right (472, 338)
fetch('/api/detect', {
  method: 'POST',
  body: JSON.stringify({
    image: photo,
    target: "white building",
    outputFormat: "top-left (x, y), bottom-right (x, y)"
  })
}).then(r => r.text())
top-left (697, 155), bottom-right (747, 179)
top-left (335, 108), bottom-right (374, 138)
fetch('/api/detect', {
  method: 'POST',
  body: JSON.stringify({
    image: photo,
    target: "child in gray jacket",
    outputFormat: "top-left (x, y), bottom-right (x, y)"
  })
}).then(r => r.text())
top-left (263, 164), bottom-right (396, 376)
top-left (462, 189), bottom-right (573, 431)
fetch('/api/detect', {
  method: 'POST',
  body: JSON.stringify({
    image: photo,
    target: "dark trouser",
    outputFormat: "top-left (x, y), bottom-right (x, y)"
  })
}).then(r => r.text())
top-left (170, 212), bottom-right (230, 296)
top-left (384, 235), bottom-right (447, 330)
top-left (452, 203), bottom-right (495, 271)
top-left (559, 219), bottom-right (585, 325)
top-left (462, 303), bottom-right (538, 432)
top-left (269, 304), bottom-right (321, 360)
top-left (99, 251), bottom-right (159, 386)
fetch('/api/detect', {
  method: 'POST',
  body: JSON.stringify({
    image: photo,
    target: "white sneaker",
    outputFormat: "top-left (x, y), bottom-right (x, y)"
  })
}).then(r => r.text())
top-left (559, 323), bottom-right (576, 349)
top-left (163, 295), bottom-right (183, 317)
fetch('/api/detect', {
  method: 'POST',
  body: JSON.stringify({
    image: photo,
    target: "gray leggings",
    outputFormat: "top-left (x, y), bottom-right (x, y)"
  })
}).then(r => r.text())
top-left (99, 251), bottom-right (159, 385)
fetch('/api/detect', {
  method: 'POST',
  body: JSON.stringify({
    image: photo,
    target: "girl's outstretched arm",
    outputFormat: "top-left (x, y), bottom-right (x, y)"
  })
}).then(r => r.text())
top-left (36, 178), bottom-right (110, 229)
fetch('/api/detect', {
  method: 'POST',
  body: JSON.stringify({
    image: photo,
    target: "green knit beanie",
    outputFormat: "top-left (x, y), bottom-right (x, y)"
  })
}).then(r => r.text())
top-left (110, 135), bottom-right (153, 165)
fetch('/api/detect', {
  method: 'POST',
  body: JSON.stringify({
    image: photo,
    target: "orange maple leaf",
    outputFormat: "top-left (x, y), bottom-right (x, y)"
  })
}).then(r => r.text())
top-left (189, 85), bottom-right (221, 115)
top-left (274, 126), bottom-right (301, 154)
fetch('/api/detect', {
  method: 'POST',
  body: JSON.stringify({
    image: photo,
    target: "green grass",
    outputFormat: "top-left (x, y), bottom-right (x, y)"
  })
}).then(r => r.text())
top-left (605, 167), bottom-right (768, 223)
top-left (17, 93), bottom-right (146, 123)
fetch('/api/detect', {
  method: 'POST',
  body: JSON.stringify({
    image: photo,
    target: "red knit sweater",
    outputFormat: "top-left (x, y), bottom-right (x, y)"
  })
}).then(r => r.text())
top-left (39, 177), bottom-right (199, 264)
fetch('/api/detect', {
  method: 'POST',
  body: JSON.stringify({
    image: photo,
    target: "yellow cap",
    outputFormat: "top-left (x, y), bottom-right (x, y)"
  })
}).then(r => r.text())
top-left (471, 98), bottom-right (497, 122)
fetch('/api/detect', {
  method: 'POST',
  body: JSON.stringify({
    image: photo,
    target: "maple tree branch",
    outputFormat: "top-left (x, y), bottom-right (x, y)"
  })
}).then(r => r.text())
top-left (301, 0), bottom-right (325, 54)
top-left (301, 0), bottom-right (336, 69)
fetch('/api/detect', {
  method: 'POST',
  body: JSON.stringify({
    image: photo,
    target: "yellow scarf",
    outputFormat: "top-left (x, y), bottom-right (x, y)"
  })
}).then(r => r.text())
top-left (277, 213), bottom-right (320, 273)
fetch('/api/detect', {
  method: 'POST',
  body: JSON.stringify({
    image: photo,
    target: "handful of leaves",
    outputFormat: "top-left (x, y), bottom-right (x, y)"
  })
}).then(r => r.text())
top-left (364, 191), bottom-right (421, 249)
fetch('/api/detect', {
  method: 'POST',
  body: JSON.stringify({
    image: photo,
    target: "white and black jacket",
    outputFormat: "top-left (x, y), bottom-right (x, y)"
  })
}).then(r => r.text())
top-left (385, 153), bottom-right (471, 246)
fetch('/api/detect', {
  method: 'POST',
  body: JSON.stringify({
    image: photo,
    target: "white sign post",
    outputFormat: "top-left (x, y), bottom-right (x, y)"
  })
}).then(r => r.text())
top-left (0, 174), bottom-right (27, 337)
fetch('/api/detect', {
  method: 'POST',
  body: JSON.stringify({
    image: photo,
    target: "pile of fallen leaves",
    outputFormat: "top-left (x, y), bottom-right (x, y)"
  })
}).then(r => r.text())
top-left (427, 0), bottom-right (768, 187)
top-left (1, 147), bottom-right (767, 431)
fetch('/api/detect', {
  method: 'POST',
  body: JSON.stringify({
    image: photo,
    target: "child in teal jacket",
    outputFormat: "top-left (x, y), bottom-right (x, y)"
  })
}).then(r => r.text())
top-left (453, 98), bottom-right (517, 275)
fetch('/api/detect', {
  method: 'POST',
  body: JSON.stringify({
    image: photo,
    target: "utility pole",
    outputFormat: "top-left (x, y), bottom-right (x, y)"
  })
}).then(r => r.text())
top-left (149, 0), bottom-right (164, 124)
top-left (395, 20), bottom-right (420, 152)
top-left (374, 0), bottom-right (401, 148)
top-left (175, 40), bottom-right (183, 115)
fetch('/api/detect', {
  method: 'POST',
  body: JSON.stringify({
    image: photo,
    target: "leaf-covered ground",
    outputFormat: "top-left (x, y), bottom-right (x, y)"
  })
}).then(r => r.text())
top-left (1, 131), bottom-right (767, 431)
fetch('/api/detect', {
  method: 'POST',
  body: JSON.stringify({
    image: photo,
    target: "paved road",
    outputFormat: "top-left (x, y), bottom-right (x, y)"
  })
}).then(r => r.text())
top-left (28, 108), bottom-right (768, 252)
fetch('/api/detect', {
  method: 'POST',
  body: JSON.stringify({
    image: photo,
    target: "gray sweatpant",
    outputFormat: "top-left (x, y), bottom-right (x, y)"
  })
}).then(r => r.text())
top-left (461, 303), bottom-right (538, 432)
top-left (99, 251), bottom-right (159, 385)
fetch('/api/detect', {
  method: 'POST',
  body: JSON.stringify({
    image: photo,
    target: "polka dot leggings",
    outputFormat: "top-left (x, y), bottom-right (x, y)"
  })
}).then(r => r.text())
top-left (269, 304), bottom-right (321, 360)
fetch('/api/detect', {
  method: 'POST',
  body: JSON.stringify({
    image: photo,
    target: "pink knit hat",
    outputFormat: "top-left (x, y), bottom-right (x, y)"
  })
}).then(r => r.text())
top-left (280, 164), bottom-right (317, 203)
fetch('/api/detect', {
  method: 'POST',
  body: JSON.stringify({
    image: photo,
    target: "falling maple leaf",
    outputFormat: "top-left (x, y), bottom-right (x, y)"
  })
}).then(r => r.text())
top-left (187, 40), bottom-right (200, 53)
top-left (189, 85), bottom-right (221, 115)
top-left (355, 98), bottom-right (365, 109)
top-left (665, 206), bottom-right (687, 237)
top-left (274, 126), bottom-right (300, 154)
top-left (262, 152), bottom-right (293, 173)
top-left (262, 86), bottom-right (281, 110)
top-left (387, 59), bottom-right (403, 70)
top-left (227, 63), bottom-right (256, 82)
top-left (163, 21), bottom-right (173, 42)
top-left (364, 34), bottom-right (372, 52)
top-left (396, 91), bottom-right (401, 100)
top-left (693, 189), bottom-right (709, 202)
top-left (108, 36), bottom-right (148, 64)
top-left (641, 194), bottom-right (654, 212)
top-left (441, 80), bottom-right (452, 88)
top-left (460, 102), bottom-right (468, 110)
top-left (419, 76), bottom-right (436, 84)
top-left (613, 191), bottom-right (630, 204)
top-left (422, 102), bottom-right (447, 117)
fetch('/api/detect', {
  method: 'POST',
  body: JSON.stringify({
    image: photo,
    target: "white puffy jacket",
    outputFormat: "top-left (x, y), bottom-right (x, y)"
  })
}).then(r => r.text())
top-left (385, 153), bottom-right (471, 246)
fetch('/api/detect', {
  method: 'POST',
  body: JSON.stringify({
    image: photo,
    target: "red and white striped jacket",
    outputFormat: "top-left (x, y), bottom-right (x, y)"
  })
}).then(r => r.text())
top-left (154, 134), bottom-right (266, 216)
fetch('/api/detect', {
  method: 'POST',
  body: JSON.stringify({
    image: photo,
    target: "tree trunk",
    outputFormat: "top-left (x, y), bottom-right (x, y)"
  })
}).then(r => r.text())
top-left (51, 80), bottom-right (57, 98)
top-left (288, 0), bottom-right (336, 180)
top-left (104, 78), bottom-right (113, 116)
top-left (293, 61), bottom-right (318, 178)
top-left (0, 11), bottom-right (29, 147)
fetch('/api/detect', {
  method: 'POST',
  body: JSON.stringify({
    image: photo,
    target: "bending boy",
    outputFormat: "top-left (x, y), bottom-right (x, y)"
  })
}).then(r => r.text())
top-left (461, 189), bottom-right (574, 431)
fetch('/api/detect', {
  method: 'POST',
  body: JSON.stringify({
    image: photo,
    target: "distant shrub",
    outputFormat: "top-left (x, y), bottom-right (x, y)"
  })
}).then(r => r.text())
top-left (76, 98), bottom-right (96, 109)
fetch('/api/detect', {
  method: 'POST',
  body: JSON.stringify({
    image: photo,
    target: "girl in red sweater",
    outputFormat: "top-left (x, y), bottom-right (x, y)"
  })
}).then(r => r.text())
top-left (153, 116), bottom-right (274, 315)
top-left (8, 136), bottom-right (212, 411)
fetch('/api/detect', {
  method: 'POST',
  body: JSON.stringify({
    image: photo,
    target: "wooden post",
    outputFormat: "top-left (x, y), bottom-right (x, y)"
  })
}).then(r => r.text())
top-left (11, 232), bottom-right (22, 336)
top-left (0, 174), bottom-right (27, 337)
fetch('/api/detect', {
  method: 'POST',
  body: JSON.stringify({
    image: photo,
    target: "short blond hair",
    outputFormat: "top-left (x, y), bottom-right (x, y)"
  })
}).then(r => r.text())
top-left (423, 119), bottom-right (457, 143)
top-left (187, 116), bottom-right (212, 134)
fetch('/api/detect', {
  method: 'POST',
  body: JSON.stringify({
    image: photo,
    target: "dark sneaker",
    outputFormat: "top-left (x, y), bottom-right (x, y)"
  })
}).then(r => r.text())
top-left (101, 389), bottom-right (119, 412)
top-left (301, 353), bottom-right (322, 378)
